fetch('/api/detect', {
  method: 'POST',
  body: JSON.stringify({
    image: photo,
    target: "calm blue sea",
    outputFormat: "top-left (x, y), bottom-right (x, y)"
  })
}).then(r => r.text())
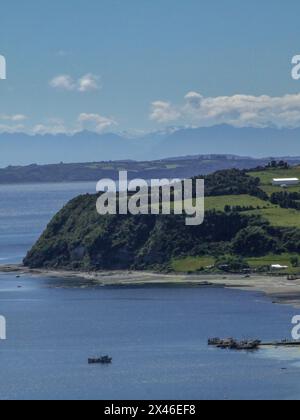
top-left (0, 182), bottom-right (300, 400)
top-left (0, 182), bottom-right (96, 264)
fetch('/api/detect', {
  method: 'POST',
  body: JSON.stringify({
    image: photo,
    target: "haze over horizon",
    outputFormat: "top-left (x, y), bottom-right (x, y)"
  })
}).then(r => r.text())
top-left (1, 0), bottom-right (300, 165)
top-left (1, 124), bottom-right (300, 167)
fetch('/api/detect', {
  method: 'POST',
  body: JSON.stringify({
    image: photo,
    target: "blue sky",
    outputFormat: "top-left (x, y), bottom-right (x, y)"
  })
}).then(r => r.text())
top-left (0, 0), bottom-right (300, 134)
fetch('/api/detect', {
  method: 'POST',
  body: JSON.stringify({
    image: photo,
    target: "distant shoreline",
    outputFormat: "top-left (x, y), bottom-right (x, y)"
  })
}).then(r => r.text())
top-left (1, 154), bottom-right (298, 186)
top-left (1, 264), bottom-right (300, 308)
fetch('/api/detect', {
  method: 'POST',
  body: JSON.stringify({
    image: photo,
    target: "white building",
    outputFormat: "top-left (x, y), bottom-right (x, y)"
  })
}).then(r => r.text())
top-left (272, 178), bottom-right (299, 187)
top-left (271, 264), bottom-right (289, 270)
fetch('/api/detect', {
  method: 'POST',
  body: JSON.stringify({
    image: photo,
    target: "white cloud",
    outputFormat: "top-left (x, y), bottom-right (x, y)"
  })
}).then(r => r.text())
top-left (184, 91), bottom-right (203, 109)
top-left (30, 114), bottom-right (117, 135)
top-left (0, 115), bottom-right (28, 133)
top-left (32, 122), bottom-right (69, 135)
top-left (50, 73), bottom-right (100, 93)
top-left (78, 74), bottom-right (101, 92)
top-left (150, 101), bottom-right (181, 123)
top-left (150, 91), bottom-right (300, 128)
top-left (0, 112), bottom-right (118, 135)
top-left (49, 75), bottom-right (75, 91)
top-left (0, 124), bottom-right (26, 133)
top-left (0, 114), bottom-right (28, 122)
top-left (78, 113), bottom-right (117, 133)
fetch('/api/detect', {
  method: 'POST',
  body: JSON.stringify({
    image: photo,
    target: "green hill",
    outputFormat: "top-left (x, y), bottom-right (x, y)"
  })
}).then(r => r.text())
top-left (248, 165), bottom-right (300, 195)
top-left (24, 166), bottom-right (300, 274)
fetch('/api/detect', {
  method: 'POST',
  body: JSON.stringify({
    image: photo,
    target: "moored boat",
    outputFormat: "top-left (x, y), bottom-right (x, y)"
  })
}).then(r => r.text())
top-left (88, 355), bottom-right (112, 364)
top-left (208, 338), bottom-right (261, 351)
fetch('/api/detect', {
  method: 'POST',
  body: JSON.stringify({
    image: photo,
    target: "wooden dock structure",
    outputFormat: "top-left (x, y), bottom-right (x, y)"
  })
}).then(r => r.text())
top-left (208, 338), bottom-right (300, 351)
top-left (260, 341), bottom-right (300, 347)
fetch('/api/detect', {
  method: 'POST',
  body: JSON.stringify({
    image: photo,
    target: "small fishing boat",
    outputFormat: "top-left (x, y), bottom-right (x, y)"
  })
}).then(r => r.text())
top-left (88, 355), bottom-right (112, 365)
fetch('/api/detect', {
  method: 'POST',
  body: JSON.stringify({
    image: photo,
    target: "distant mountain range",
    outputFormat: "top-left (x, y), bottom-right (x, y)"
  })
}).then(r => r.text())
top-left (1, 124), bottom-right (300, 167)
top-left (1, 154), bottom-right (300, 185)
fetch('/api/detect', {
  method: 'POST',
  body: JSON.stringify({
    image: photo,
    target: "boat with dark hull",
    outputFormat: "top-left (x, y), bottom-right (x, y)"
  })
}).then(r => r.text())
top-left (88, 356), bottom-right (112, 365)
top-left (208, 338), bottom-right (261, 351)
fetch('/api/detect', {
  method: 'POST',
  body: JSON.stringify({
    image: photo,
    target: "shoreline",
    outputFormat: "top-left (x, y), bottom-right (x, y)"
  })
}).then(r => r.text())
top-left (2, 264), bottom-right (300, 308)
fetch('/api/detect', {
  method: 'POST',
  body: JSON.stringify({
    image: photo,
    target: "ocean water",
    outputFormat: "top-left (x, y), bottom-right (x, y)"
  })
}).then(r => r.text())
top-left (0, 182), bottom-right (96, 264)
top-left (0, 182), bottom-right (300, 400)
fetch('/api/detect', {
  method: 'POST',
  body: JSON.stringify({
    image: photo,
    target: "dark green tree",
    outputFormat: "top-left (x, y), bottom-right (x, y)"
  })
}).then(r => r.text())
top-left (232, 226), bottom-right (275, 257)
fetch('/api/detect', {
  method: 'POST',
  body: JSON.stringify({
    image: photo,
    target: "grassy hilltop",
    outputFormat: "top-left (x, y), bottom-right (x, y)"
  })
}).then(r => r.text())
top-left (24, 163), bottom-right (300, 275)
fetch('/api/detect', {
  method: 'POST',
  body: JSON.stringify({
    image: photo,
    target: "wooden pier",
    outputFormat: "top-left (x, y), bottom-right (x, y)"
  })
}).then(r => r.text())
top-left (208, 338), bottom-right (300, 351)
top-left (259, 341), bottom-right (300, 347)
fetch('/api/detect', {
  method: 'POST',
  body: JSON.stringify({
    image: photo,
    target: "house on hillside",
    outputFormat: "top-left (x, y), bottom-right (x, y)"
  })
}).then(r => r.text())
top-left (271, 264), bottom-right (289, 270)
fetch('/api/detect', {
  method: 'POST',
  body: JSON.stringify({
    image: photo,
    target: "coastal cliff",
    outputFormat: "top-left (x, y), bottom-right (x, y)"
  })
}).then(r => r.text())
top-left (23, 192), bottom-right (250, 271)
top-left (23, 167), bottom-right (300, 273)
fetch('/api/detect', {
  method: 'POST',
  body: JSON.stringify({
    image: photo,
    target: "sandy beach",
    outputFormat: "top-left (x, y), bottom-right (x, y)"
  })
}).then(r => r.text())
top-left (1, 264), bottom-right (300, 308)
